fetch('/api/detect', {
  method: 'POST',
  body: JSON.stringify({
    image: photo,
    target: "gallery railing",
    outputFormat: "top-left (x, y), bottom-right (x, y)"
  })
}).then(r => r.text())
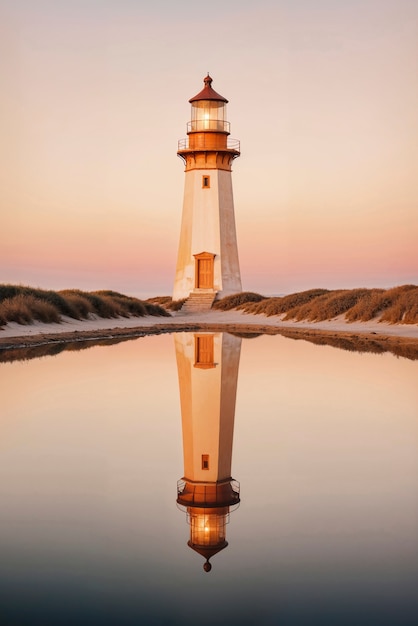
top-left (178, 137), bottom-right (240, 152)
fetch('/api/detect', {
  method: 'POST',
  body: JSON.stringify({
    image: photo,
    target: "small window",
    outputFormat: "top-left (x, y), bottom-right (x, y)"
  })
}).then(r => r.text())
top-left (202, 455), bottom-right (210, 470)
top-left (202, 175), bottom-right (210, 188)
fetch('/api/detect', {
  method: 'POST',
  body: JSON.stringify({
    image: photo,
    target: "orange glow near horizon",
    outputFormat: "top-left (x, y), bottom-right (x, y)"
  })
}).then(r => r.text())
top-left (1, 0), bottom-right (417, 296)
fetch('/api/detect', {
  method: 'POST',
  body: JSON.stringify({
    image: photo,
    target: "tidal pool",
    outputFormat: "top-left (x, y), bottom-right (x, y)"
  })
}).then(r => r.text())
top-left (0, 332), bottom-right (417, 625)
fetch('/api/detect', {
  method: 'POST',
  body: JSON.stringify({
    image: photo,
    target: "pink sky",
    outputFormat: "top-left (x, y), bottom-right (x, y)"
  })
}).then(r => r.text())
top-left (1, 0), bottom-right (417, 297)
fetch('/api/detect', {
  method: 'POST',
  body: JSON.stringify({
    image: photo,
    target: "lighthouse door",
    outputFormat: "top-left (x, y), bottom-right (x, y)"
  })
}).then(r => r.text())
top-left (194, 252), bottom-right (215, 289)
top-left (198, 259), bottom-right (212, 288)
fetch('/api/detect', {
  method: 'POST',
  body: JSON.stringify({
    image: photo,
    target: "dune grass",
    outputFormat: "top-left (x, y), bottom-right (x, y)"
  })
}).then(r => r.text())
top-left (0, 294), bottom-right (61, 325)
top-left (0, 285), bottom-right (170, 327)
top-left (2, 284), bottom-right (417, 328)
top-left (212, 291), bottom-right (266, 311)
top-left (286, 288), bottom-right (371, 322)
top-left (214, 285), bottom-right (418, 324)
top-left (234, 289), bottom-right (330, 317)
top-left (146, 296), bottom-right (186, 311)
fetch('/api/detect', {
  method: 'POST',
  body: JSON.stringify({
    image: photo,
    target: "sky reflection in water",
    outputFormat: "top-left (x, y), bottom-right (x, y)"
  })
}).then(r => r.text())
top-left (0, 332), bottom-right (417, 625)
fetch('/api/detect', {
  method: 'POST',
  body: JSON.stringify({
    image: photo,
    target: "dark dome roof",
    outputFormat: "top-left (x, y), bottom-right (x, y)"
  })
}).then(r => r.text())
top-left (187, 539), bottom-right (228, 561)
top-left (189, 74), bottom-right (228, 104)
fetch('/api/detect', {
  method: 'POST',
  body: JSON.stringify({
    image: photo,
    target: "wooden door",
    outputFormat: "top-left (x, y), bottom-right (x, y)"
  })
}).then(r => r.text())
top-left (194, 252), bottom-right (214, 289)
top-left (194, 335), bottom-right (215, 369)
top-left (198, 258), bottom-right (213, 288)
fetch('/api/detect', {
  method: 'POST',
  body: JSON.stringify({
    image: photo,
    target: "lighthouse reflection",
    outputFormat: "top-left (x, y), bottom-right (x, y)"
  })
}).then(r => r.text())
top-left (175, 332), bottom-right (241, 572)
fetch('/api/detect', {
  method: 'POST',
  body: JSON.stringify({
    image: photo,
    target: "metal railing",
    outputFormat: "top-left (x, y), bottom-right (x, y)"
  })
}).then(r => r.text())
top-left (176, 479), bottom-right (240, 507)
top-left (178, 137), bottom-right (240, 152)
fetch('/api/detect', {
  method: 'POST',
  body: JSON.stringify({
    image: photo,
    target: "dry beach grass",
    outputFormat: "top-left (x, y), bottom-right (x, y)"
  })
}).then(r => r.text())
top-left (214, 285), bottom-right (418, 324)
top-left (0, 285), bottom-right (169, 326)
top-left (1, 284), bottom-right (418, 363)
top-left (2, 284), bottom-right (417, 328)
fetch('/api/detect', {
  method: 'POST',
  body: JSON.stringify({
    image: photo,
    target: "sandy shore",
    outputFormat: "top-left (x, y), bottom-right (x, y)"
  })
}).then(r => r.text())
top-left (1, 308), bottom-right (418, 340)
top-left (1, 309), bottom-right (418, 356)
top-left (1, 308), bottom-right (418, 339)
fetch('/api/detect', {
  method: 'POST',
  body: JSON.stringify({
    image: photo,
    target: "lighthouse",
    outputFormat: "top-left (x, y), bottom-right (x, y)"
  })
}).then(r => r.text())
top-left (175, 332), bottom-right (242, 571)
top-left (173, 75), bottom-right (242, 308)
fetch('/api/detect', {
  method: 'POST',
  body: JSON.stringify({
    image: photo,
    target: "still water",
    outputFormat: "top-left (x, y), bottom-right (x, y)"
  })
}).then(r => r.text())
top-left (1, 332), bottom-right (417, 626)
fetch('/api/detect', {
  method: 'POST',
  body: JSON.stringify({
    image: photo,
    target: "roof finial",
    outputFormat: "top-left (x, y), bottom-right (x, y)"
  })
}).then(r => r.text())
top-left (189, 74), bottom-right (228, 103)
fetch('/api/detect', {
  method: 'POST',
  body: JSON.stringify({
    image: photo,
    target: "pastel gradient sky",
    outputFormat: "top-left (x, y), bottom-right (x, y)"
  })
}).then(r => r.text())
top-left (1, 0), bottom-right (417, 297)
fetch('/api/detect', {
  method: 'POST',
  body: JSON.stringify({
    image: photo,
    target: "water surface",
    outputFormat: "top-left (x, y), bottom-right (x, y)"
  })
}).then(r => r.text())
top-left (1, 332), bottom-right (417, 625)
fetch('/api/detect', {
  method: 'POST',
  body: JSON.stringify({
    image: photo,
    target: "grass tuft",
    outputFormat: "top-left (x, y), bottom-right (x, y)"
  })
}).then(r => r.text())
top-left (287, 288), bottom-right (371, 322)
top-left (58, 290), bottom-right (96, 319)
top-left (0, 294), bottom-right (61, 325)
top-left (213, 292), bottom-right (266, 311)
top-left (380, 286), bottom-right (418, 324)
top-left (146, 296), bottom-right (187, 311)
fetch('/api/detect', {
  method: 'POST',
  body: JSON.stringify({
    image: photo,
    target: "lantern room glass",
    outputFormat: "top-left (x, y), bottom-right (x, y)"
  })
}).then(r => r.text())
top-left (189, 510), bottom-right (228, 546)
top-left (190, 100), bottom-right (228, 132)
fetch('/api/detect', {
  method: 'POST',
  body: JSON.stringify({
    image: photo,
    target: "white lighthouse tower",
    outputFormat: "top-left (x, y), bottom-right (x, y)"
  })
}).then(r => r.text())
top-left (175, 332), bottom-right (242, 571)
top-left (173, 75), bottom-right (242, 308)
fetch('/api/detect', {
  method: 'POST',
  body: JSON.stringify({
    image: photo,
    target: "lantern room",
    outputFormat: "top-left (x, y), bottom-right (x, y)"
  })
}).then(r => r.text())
top-left (189, 508), bottom-right (228, 551)
top-left (188, 74), bottom-right (230, 134)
